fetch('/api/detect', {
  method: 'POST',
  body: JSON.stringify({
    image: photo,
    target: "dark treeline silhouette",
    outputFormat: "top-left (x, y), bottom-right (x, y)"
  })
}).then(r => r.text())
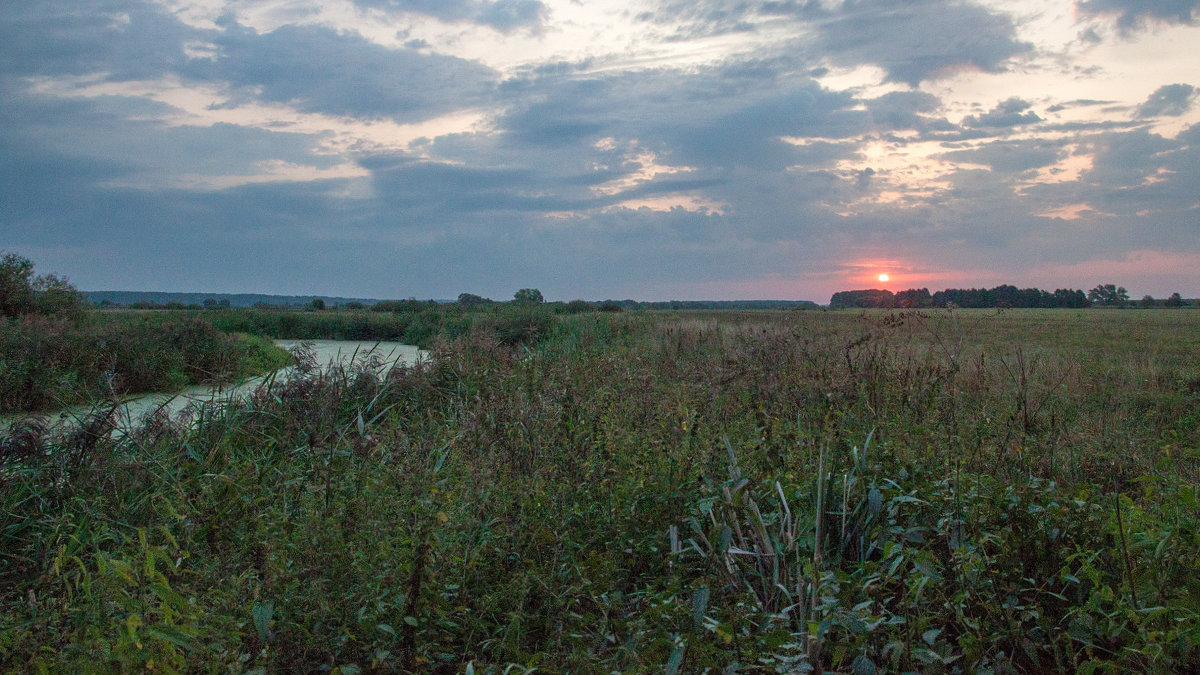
top-left (831, 285), bottom-right (1092, 309)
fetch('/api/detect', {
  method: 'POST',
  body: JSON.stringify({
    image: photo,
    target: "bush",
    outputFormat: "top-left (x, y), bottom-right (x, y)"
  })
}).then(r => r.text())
top-left (0, 252), bottom-right (88, 319)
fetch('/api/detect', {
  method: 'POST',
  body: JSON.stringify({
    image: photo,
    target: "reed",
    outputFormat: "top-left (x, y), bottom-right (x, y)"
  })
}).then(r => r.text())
top-left (2, 308), bottom-right (1198, 671)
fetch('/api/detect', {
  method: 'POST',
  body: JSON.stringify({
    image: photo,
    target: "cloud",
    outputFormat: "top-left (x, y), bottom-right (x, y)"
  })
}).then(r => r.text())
top-left (939, 140), bottom-right (1064, 173)
top-left (188, 22), bottom-right (498, 123)
top-left (348, 0), bottom-right (549, 32)
top-left (963, 98), bottom-right (1042, 128)
top-left (4, 0), bottom-right (1200, 301)
top-left (864, 91), bottom-right (953, 132)
top-left (0, 0), bottom-right (197, 80)
top-left (1136, 83), bottom-right (1197, 117)
top-left (636, 0), bottom-right (1032, 86)
top-left (1077, 0), bottom-right (1200, 33)
top-left (476, 0), bottom-right (550, 33)
top-left (808, 1), bottom-right (1033, 86)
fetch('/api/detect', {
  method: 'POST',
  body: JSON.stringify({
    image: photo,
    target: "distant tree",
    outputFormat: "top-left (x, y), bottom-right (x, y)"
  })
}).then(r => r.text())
top-left (1166, 292), bottom-right (1183, 307)
top-left (372, 298), bottom-right (425, 313)
top-left (343, 301), bottom-right (365, 310)
top-left (1088, 284), bottom-right (1129, 306)
top-left (1, 252), bottom-right (86, 318)
top-left (830, 289), bottom-right (894, 308)
top-left (1140, 294), bottom-right (1155, 308)
top-left (457, 292), bottom-right (491, 306)
top-left (1053, 288), bottom-right (1091, 308)
top-left (0, 252), bottom-right (36, 317)
top-left (310, 298), bottom-right (326, 311)
top-left (598, 300), bottom-right (624, 312)
top-left (563, 299), bottom-right (593, 314)
top-left (31, 273), bottom-right (86, 317)
top-left (894, 288), bottom-right (933, 308)
top-left (513, 288), bottom-right (544, 304)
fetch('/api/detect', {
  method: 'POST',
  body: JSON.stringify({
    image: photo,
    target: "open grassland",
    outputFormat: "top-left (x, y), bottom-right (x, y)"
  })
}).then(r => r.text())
top-left (2, 308), bottom-right (1199, 672)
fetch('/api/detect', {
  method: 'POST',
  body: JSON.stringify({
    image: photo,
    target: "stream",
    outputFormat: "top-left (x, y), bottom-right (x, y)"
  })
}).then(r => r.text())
top-left (2, 339), bottom-right (425, 434)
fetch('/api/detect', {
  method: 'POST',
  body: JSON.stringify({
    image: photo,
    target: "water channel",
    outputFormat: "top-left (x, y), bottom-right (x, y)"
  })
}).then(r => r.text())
top-left (3, 340), bottom-right (425, 434)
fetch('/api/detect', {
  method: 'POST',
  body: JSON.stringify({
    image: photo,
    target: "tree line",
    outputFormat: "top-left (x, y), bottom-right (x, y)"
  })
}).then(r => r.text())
top-left (830, 284), bottom-right (1189, 309)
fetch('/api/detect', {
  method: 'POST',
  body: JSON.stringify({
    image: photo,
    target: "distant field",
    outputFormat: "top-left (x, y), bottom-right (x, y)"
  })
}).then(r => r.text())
top-left (3, 308), bottom-right (1199, 672)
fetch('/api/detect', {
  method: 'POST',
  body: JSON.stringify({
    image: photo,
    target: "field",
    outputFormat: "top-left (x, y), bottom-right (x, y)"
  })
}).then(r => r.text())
top-left (2, 307), bottom-right (1199, 672)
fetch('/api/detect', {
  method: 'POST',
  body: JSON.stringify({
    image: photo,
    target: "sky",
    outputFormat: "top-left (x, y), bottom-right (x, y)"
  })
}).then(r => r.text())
top-left (2, 0), bottom-right (1198, 302)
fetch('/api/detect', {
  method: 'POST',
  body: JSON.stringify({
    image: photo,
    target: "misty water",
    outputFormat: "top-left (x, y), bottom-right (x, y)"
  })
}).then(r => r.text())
top-left (4, 340), bottom-right (425, 433)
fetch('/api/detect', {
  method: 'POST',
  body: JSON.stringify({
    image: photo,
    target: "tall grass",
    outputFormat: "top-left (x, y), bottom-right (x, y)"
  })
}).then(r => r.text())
top-left (2, 309), bottom-right (1198, 671)
top-left (203, 303), bottom-right (556, 349)
top-left (0, 312), bottom-right (289, 413)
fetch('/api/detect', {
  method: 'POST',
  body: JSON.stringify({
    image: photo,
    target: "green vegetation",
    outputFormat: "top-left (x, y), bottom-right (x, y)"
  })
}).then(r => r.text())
top-left (4, 307), bottom-right (1199, 671)
top-left (0, 253), bottom-right (290, 413)
top-left (830, 284), bottom-right (1195, 309)
top-left (203, 303), bottom-right (555, 350)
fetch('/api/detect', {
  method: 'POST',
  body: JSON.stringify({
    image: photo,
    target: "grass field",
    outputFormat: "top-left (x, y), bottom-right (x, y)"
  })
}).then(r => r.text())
top-left (2, 308), bottom-right (1199, 672)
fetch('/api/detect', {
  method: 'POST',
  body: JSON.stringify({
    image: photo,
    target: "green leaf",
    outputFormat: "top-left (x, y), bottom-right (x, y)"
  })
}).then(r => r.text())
top-left (922, 627), bottom-right (943, 646)
top-left (867, 487), bottom-right (883, 515)
top-left (145, 625), bottom-right (195, 650)
top-left (692, 586), bottom-right (710, 629)
top-left (377, 623), bottom-right (395, 637)
top-left (150, 581), bottom-right (186, 612)
top-left (717, 526), bottom-right (732, 555)
top-left (665, 644), bottom-right (686, 675)
top-left (851, 654), bottom-right (877, 675)
top-left (252, 602), bottom-right (273, 641)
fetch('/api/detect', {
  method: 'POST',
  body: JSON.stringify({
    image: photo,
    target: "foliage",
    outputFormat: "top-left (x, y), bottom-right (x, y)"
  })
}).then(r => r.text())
top-left (204, 303), bottom-right (554, 350)
top-left (0, 251), bottom-right (88, 318)
top-left (513, 288), bottom-right (544, 304)
top-left (0, 254), bottom-right (288, 413)
top-left (833, 285), bottom-right (1094, 309)
top-left (3, 309), bottom-right (1200, 671)
top-left (1088, 283), bottom-right (1130, 307)
top-left (457, 293), bottom-right (492, 306)
top-left (0, 313), bottom-right (290, 412)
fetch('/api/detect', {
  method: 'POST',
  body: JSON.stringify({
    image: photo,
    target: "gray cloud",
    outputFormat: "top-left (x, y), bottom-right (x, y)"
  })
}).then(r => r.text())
top-left (963, 98), bottom-right (1042, 128)
top-left (864, 91), bottom-right (955, 132)
top-left (349, 0), bottom-right (549, 32)
top-left (3, 0), bottom-right (1199, 301)
top-left (1077, 0), bottom-right (1200, 33)
top-left (939, 140), bottom-right (1064, 173)
top-left (639, 0), bottom-right (1031, 86)
top-left (808, 1), bottom-right (1032, 86)
top-left (189, 23), bottom-right (498, 122)
top-left (1136, 83), bottom-right (1197, 118)
top-left (0, 0), bottom-right (196, 80)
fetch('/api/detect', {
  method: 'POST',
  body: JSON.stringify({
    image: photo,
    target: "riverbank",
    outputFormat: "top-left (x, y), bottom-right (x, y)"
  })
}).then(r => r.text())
top-left (2, 340), bottom-right (424, 435)
top-left (1, 312), bottom-right (291, 414)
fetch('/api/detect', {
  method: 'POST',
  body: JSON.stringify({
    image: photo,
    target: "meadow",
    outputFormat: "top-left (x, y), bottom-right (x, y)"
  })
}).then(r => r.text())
top-left (2, 307), bottom-right (1199, 672)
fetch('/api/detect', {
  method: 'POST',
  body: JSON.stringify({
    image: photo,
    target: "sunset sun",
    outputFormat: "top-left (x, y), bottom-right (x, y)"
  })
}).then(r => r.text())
top-left (878, 273), bottom-right (890, 282)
